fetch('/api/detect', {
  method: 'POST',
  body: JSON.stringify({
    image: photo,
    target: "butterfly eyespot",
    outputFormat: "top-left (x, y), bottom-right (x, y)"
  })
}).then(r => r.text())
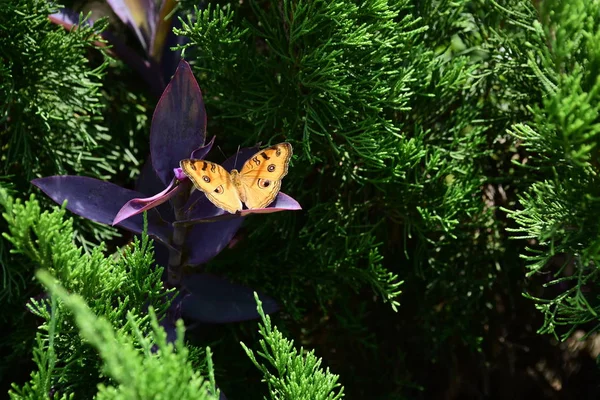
top-left (258, 179), bottom-right (271, 188)
top-left (267, 164), bottom-right (276, 172)
top-left (214, 185), bottom-right (224, 194)
top-left (202, 175), bottom-right (210, 183)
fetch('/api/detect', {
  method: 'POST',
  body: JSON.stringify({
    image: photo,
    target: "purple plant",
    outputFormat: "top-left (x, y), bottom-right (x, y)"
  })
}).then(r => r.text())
top-left (32, 59), bottom-right (301, 324)
top-left (49, 0), bottom-right (186, 96)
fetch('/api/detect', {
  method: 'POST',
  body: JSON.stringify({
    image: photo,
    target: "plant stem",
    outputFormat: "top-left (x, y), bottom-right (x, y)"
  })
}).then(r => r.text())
top-left (167, 181), bottom-right (191, 286)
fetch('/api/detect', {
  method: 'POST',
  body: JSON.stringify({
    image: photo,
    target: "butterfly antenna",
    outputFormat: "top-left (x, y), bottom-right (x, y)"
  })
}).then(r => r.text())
top-left (216, 145), bottom-right (227, 159)
top-left (233, 144), bottom-right (241, 168)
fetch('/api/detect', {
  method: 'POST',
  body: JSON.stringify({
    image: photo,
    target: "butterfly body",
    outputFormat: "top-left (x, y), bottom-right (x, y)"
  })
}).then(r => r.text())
top-left (180, 143), bottom-right (292, 214)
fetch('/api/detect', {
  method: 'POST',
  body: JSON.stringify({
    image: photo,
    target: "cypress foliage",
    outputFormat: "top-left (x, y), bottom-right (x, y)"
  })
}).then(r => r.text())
top-left (1, 191), bottom-right (173, 397)
top-left (16, 270), bottom-right (217, 400)
top-left (0, 0), bottom-right (109, 185)
top-left (506, 0), bottom-right (600, 340)
top-left (241, 293), bottom-right (344, 399)
top-left (0, 2), bottom-right (114, 386)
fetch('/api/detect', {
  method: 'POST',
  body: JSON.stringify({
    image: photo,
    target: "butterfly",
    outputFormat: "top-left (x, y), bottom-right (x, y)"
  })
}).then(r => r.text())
top-left (180, 142), bottom-right (293, 214)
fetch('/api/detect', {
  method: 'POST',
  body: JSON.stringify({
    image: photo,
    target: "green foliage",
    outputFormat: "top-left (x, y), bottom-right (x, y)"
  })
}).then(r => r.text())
top-left (0, 0), bottom-right (109, 185)
top-left (504, 0), bottom-right (600, 341)
top-left (8, 296), bottom-right (70, 400)
top-left (0, 4), bottom-right (153, 383)
top-left (1, 191), bottom-right (175, 397)
top-left (0, 0), bottom-right (154, 253)
top-left (241, 293), bottom-right (344, 400)
top-left (0, 186), bottom-right (27, 305)
top-left (14, 270), bottom-right (217, 400)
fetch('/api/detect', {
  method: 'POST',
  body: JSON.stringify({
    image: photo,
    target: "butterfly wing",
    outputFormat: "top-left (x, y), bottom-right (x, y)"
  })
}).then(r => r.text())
top-left (180, 159), bottom-right (242, 214)
top-left (237, 142), bottom-right (292, 209)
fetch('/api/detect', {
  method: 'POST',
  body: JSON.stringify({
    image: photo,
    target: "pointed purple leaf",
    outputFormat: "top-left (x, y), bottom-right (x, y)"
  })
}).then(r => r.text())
top-left (32, 176), bottom-right (172, 245)
top-left (223, 145), bottom-right (261, 171)
top-left (150, 59), bottom-right (206, 184)
top-left (182, 195), bottom-right (226, 222)
top-left (49, 7), bottom-right (164, 96)
top-left (105, 0), bottom-right (135, 26)
top-left (190, 136), bottom-right (215, 160)
top-left (113, 177), bottom-right (183, 225)
top-left (49, 5), bottom-right (168, 96)
top-left (142, 0), bottom-right (159, 50)
top-left (184, 218), bottom-right (244, 266)
top-left (159, 318), bottom-right (178, 345)
top-left (104, 35), bottom-right (165, 97)
top-left (136, 156), bottom-right (164, 196)
top-left (238, 192), bottom-right (301, 215)
top-left (180, 274), bottom-right (279, 323)
top-left (136, 157), bottom-right (175, 222)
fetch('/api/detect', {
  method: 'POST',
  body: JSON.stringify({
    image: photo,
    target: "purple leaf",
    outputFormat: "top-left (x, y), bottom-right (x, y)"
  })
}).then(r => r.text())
top-left (136, 157), bottom-right (176, 223)
top-left (103, 33), bottom-right (165, 97)
top-left (190, 136), bottom-right (215, 160)
top-left (238, 193), bottom-right (302, 215)
top-left (136, 156), bottom-right (166, 196)
top-left (180, 274), bottom-right (279, 323)
top-left (106, 0), bottom-right (155, 50)
top-left (223, 145), bottom-right (261, 171)
top-left (113, 177), bottom-right (183, 225)
top-left (150, 59), bottom-right (207, 184)
top-left (182, 195), bottom-right (226, 221)
top-left (106, 0), bottom-right (135, 26)
top-left (184, 218), bottom-right (244, 266)
top-left (159, 318), bottom-right (178, 346)
top-left (150, 0), bottom-right (177, 62)
top-left (31, 176), bottom-right (172, 246)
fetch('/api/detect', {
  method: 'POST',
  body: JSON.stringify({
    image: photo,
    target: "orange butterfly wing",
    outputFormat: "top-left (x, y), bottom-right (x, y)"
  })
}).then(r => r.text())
top-left (237, 143), bottom-right (293, 209)
top-left (180, 159), bottom-right (242, 214)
